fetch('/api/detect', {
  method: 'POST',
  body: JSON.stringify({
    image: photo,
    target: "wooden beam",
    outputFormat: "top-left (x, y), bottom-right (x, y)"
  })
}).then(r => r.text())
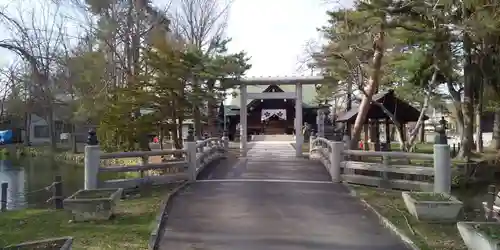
top-left (247, 92), bottom-right (296, 99)
top-left (226, 75), bottom-right (324, 85)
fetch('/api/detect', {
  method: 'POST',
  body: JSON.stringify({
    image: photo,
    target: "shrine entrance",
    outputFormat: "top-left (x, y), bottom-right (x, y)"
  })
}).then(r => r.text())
top-left (230, 76), bottom-right (325, 157)
top-left (261, 109), bottom-right (287, 134)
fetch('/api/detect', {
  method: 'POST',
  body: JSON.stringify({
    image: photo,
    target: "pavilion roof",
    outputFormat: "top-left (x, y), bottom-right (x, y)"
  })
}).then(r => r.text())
top-left (336, 90), bottom-right (429, 124)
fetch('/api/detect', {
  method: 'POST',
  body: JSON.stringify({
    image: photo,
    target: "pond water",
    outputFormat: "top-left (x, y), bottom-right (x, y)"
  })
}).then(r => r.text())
top-left (0, 157), bottom-right (134, 210)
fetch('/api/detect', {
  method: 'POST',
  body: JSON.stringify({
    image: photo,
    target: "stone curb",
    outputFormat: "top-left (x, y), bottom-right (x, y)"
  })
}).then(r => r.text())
top-left (148, 181), bottom-right (190, 250)
top-left (343, 184), bottom-right (420, 250)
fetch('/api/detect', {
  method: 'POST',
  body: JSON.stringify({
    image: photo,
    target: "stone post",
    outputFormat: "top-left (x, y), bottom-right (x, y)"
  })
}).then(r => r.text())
top-left (1, 182), bottom-right (7, 211)
top-left (222, 130), bottom-right (229, 158)
top-left (329, 141), bottom-right (344, 183)
top-left (434, 144), bottom-right (451, 194)
top-left (316, 109), bottom-right (325, 138)
top-left (197, 138), bottom-right (204, 153)
top-left (295, 82), bottom-right (303, 157)
top-left (309, 131), bottom-right (316, 155)
top-left (185, 128), bottom-right (198, 181)
top-left (433, 119), bottom-right (451, 194)
top-left (239, 85), bottom-right (248, 157)
top-left (343, 126), bottom-right (351, 160)
top-left (84, 130), bottom-right (100, 190)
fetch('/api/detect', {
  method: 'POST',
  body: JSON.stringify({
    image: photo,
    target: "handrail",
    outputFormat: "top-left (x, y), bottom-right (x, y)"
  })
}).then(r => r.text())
top-left (100, 149), bottom-right (186, 159)
top-left (309, 136), bottom-right (452, 193)
top-left (196, 137), bottom-right (223, 149)
top-left (85, 135), bottom-right (230, 190)
top-left (311, 137), bottom-right (332, 150)
top-left (311, 136), bottom-right (433, 160)
top-left (343, 150), bottom-right (433, 160)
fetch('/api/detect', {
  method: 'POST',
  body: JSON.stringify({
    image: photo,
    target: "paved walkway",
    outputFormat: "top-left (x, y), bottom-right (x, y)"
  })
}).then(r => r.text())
top-left (158, 142), bottom-right (409, 250)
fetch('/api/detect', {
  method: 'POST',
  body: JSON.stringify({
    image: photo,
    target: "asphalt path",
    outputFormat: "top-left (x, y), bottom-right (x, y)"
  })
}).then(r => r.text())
top-left (158, 142), bottom-right (409, 250)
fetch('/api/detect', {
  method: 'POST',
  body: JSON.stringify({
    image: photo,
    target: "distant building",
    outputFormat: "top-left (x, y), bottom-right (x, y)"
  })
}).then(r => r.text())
top-left (221, 84), bottom-right (321, 139)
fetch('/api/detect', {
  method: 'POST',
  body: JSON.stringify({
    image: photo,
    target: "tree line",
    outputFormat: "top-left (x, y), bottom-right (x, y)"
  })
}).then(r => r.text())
top-left (310, 0), bottom-right (500, 160)
top-left (0, 0), bottom-right (250, 152)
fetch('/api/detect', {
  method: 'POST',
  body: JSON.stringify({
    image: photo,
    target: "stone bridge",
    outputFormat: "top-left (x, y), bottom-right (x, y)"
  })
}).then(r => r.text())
top-left (154, 140), bottom-right (411, 250)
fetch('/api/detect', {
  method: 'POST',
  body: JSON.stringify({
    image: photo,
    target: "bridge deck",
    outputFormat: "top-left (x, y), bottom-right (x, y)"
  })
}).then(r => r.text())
top-left (157, 142), bottom-right (409, 250)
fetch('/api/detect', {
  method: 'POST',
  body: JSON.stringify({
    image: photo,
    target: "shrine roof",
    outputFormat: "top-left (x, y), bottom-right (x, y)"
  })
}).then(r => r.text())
top-left (336, 89), bottom-right (429, 123)
top-left (228, 84), bottom-right (320, 109)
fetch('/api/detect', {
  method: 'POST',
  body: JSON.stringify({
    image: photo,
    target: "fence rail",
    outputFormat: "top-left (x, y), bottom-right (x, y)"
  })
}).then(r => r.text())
top-left (309, 135), bottom-right (452, 193)
top-left (84, 132), bottom-right (229, 190)
top-left (100, 149), bottom-right (187, 159)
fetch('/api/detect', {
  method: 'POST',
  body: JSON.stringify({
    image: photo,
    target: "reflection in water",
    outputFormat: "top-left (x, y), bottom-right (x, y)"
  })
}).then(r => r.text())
top-left (0, 160), bottom-right (26, 209)
top-left (0, 156), bottom-right (135, 210)
top-left (0, 157), bottom-right (85, 210)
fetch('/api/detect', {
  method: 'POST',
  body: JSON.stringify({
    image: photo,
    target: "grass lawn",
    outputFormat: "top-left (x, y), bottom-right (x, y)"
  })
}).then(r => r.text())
top-left (0, 185), bottom-right (177, 249)
top-left (351, 185), bottom-right (466, 250)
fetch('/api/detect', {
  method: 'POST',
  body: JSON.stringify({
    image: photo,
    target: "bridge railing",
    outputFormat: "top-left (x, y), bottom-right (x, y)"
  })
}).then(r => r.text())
top-left (309, 135), bottom-right (452, 193)
top-left (84, 131), bottom-right (229, 190)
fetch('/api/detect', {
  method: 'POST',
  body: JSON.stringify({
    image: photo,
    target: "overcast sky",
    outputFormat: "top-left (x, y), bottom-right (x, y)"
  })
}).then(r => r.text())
top-left (225, 0), bottom-right (332, 77)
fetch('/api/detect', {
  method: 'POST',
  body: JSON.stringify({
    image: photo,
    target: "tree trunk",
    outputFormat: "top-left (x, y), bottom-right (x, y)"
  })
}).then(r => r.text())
top-left (407, 96), bottom-right (430, 150)
top-left (475, 79), bottom-right (484, 152)
top-left (176, 120), bottom-right (183, 149)
top-left (47, 110), bottom-right (57, 151)
top-left (459, 32), bottom-right (475, 160)
top-left (159, 125), bottom-right (164, 150)
top-left (206, 80), bottom-right (219, 137)
top-left (350, 30), bottom-right (385, 149)
top-left (24, 111), bottom-right (30, 146)
top-left (492, 111), bottom-right (500, 150)
top-left (71, 124), bottom-right (77, 153)
top-left (193, 105), bottom-right (202, 139)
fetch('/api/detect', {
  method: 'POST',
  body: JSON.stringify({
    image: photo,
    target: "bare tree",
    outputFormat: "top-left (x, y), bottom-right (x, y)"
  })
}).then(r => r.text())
top-left (169, 0), bottom-right (232, 138)
top-left (0, 1), bottom-right (69, 149)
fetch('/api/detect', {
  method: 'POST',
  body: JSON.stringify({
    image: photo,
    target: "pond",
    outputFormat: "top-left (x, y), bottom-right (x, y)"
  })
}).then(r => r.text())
top-left (0, 157), bottom-right (135, 210)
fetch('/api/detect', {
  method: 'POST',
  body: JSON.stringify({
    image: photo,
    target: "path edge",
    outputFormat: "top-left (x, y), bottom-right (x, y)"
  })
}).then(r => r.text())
top-left (148, 181), bottom-right (190, 250)
top-left (343, 184), bottom-right (421, 250)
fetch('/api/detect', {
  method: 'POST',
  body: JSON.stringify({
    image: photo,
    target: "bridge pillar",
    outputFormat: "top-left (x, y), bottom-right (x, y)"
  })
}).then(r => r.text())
top-left (239, 84), bottom-right (248, 157)
top-left (185, 128), bottom-right (197, 181)
top-left (84, 130), bottom-right (100, 190)
top-left (295, 82), bottom-right (303, 157)
top-left (433, 118), bottom-right (451, 194)
top-left (329, 141), bottom-right (343, 183)
top-left (222, 130), bottom-right (229, 158)
top-left (309, 132), bottom-right (316, 155)
top-left (434, 144), bottom-right (451, 194)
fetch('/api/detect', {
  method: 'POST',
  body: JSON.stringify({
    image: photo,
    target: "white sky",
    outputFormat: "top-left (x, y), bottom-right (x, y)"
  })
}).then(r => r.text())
top-left (0, 0), bottom-right (350, 73)
top-left (225, 0), bottom-right (332, 77)
top-left (0, 0), bottom-right (354, 83)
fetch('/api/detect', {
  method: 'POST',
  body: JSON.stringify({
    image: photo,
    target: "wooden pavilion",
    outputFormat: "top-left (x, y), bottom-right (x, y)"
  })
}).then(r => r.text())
top-left (336, 89), bottom-right (429, 150)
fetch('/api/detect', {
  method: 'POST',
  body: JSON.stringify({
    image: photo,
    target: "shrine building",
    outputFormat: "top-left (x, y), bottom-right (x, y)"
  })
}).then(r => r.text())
top-left (220, 76), bottom-right (326, 157)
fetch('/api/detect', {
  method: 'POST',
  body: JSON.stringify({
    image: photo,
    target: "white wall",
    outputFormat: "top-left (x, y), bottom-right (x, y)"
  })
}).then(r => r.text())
top-left (29, 114), bottom-right (64, 144)
top-left (29, 114), bottom-right (51, 144)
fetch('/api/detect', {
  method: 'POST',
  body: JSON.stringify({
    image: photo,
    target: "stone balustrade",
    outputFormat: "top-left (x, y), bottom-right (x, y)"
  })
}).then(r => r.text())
top-left (84, 130), bottom-right (229, 190)
top-left (309, 135), bottom-right (452, 193)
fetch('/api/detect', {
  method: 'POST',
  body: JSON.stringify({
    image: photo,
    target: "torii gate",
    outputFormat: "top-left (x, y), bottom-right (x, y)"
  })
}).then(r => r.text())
top-left (231, 75), bottom-right (325, 157)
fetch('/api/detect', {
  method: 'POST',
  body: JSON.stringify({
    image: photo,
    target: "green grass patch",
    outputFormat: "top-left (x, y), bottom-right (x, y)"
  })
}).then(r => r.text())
top-left (0, 185), bottom-right (176, 250)
top-left (18, 145), bottom-right (143, 166)
top-left (351, 185), bottom-right (467, 250)
top-left (409, 192), bottom-right (452, 201)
